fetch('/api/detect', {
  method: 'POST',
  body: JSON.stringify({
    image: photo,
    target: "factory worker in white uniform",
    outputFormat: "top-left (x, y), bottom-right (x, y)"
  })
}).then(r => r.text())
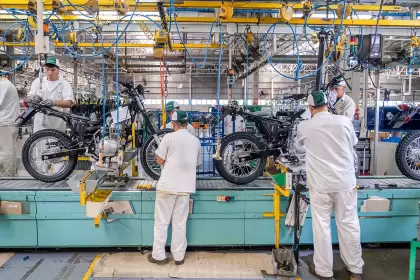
top-left (161, 101), bottom-right (195, 136)
top-left (329, 76), bottom-right (356, 120)
top-left (0, 75), bottom-right (21, 176)
top-left (28, 57), bottom-right (74, 132)
top-left (149, 110), bottom-right (202, 265)
top-left (296, 91), bottom-right (363, 280)
top-left (224, 100), bottom-right (246, 135)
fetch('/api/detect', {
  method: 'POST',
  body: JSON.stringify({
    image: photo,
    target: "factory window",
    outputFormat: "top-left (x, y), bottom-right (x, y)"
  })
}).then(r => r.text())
top-left (196, 100), bottom-right (202, 105)
top-left (238, 100), bottom-right (244, 105)
top-left (144, 99), bottom-right (152, 105)
top-left (192, 100), bottom-right (197, 105)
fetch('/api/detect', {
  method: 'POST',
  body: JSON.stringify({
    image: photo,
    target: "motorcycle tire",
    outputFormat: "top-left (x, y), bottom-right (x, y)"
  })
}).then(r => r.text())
top-left (22, 129), bottom-right (78, 182)
top-left (395, 131), bottom-right (420, 180)
top-left (215, 132), bottom-right (266, 185)
top-left (140, 129), bottom-right (173, 180)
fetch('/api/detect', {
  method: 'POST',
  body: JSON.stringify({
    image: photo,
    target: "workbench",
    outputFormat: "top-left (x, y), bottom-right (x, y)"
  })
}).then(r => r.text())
top-left (0, 177), bottom-right (418, 248)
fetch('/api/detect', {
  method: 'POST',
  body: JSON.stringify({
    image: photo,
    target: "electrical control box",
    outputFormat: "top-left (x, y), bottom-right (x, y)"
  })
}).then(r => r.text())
top-left (154, 30), bottom-right (168, 44)
top-left (357, 34), bottom-right (383, 67)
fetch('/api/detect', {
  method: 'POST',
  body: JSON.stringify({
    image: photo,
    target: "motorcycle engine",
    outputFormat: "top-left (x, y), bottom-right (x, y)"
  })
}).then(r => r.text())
top-left (102, 139), bottom-right (118, 155)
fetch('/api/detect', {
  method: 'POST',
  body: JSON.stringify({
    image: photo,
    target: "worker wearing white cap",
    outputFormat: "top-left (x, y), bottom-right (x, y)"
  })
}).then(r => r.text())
top-left (28, 56), bottom-right (74, 132)
top-left (0, 72), bottom-right (20, 176)
top-left (330, 76), bottom-right (356, 120)
top-left (149, 110), bottom-right (202, 265)
top-left (297, 91), bottom-right (363, 280)
top-left (161, 101), bottom-right (195, 136)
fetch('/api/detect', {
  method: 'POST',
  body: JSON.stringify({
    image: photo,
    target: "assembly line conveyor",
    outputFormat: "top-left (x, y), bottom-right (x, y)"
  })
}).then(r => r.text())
top-left (0, 177), bottom-right (418, 248)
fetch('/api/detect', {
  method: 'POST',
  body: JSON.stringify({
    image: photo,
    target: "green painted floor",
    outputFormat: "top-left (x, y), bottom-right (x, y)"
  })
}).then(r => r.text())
top-left (0, 247), bottom-right (417, 279)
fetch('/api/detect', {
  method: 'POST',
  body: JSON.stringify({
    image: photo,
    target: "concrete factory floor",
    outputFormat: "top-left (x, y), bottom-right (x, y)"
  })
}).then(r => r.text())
top-left (0, 247), bottom-right (416, 280)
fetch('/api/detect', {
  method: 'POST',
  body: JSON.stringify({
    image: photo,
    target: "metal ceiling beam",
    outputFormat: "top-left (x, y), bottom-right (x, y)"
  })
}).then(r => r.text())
top-left (2, 42), bottom-right (223, 49)
top-left (0, 1), bottom-right (403, 11)
top-left (1, 15), bottom-right (418, 27)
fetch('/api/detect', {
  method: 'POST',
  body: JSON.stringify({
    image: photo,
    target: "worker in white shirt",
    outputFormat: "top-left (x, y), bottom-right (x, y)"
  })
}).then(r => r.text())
top-left (149, 110), bottom-right (201, 265)
top-left (297, 91), bottom-right (363, 280)
top-left (28, 57), bottom-right (74, 132)
top-left (161, 101), bottom-right (195, 136)
top-left (224, 100), bottom-right (246, 135)
top-left (329, 76), bottom-right (356, 120)
top-left (0, 76), bottom-right (21, 176)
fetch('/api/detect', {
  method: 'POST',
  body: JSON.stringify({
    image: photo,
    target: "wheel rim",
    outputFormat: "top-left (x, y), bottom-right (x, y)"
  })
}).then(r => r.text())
top-left (144, 134), bottom-right (166, 177)
top-left (28, 136), bottom-right (70, 177)
top-left (221, 139), bottom-right (261, 178)
top-left (405, 136), bottom-right (420, 174)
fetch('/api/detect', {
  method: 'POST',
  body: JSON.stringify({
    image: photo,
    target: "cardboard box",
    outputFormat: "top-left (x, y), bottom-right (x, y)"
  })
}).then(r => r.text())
top-left (1, 201), bottom-right (22, 215)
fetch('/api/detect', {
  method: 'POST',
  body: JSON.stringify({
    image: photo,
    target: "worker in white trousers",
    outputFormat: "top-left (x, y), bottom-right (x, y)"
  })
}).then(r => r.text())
top-left (0, 76), bottom-right (21, 176)
top-left (297, 91), bottom-right (364, 280)
top-left (27, 57), bottom-right (74, 132)
top-left (149, 110), bottom-right (202, 265)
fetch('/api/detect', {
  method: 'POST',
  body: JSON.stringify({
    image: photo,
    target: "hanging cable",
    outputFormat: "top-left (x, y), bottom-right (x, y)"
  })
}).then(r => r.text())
top-left (216, 22), bottom-right (223, 136)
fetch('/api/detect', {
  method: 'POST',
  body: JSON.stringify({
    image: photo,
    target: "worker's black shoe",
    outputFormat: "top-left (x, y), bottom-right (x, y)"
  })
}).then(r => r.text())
top-left (175, 259), bottom-right (184, 266)
top-left (147, 253), bottom-right (169, 265)
top-left (347, 269), bottom-right (362, 280)
top-left (309, 264), bottom-right (335, 280)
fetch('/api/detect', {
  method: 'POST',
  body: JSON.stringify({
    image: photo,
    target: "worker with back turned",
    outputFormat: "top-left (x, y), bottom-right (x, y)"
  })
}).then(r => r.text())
top-left (148, 110), bottom-right (202, 265)
top-left (297, 91), bottom-right (364, 280)
top-left (28, 57), bottom-right (74, 132)
top-left (161, 101), bottom-right (195, 136)
top-left (0, 72), bottom-right (20, 176)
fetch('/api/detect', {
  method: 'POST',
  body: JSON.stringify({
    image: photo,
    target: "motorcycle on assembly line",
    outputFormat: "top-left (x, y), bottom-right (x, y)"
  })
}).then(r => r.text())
top-left (15, 81), bottom-right (170, 182)
top-left (388, 103), bottom-right (420, 180)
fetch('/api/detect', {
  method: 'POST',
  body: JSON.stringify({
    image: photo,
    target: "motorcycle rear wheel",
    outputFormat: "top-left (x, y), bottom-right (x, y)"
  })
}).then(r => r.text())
top-left (140, 129), bottom-right (173, 180)
top-left (215, 132), bottom-right (266, 185)
top-left (22, 129), bottom-right (78, 182)
top-left (396, 131), bottom-right (420, 180)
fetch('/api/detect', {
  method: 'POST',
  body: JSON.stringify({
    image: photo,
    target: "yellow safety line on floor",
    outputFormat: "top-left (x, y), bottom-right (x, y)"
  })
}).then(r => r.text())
top-left (82, 254), bottom-right (102, 280)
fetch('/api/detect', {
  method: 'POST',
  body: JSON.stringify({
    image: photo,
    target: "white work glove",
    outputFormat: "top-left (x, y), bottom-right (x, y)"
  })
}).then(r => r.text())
top-left (39, 99), bottom-right (56, 107)
top-left (29, 94), bottom-right (43, 103)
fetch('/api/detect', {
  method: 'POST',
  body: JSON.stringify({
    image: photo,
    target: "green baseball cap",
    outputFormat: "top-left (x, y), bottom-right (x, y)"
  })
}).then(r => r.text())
top-left (44, 57), bottom-right (60, 68)
top-left (231, 100), bottom-right (239, 106)
top-left (171, 110), bottom-right (188, 124)
top-left (165, 101), bottom-right (180, 112)
top-left (333, 76), bottom-right (346, 87)
top-left (308, 90), bottom-right (327, 106)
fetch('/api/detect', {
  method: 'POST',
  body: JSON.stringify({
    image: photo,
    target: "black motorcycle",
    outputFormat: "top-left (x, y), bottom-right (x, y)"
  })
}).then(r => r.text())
top-left (16, 82), bottom-right (170, 182)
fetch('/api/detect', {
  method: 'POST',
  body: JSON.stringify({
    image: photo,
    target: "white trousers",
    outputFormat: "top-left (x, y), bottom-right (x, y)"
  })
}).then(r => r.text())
top-left (152, 191), bottom-right (190, 261)
top-left (310, 188), bottom-right (364, 277)
top-left (0, 126), bottom-right (18, 176)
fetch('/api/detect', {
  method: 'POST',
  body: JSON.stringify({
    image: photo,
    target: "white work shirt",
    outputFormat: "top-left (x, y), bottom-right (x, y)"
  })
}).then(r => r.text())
top-left (224, 115), bottom-right (246, 135)
top-left (155, 129), bottom-right (202, 193)
top-left (161, 122), bottom-right (196, 136)
top-left (0, 78), bottom-right (20, 127)
top-left (334, 93), bottom-right (356, 120)
top-left (29, 77), bottom-right (74, 132)
top-left (297, 111), bottom-right (358, 193)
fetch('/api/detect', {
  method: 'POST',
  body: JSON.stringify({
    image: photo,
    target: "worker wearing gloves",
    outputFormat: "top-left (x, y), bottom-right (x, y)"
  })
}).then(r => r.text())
top-left (224, 100), bottom-right (246, 135)
top-left (28, 57), bottom-right (74, 132)
top-left (329, 76), bottom-right (356, 120)
top-left (297, 91), bottom-right (364, 280)
top-left (149, 110), bottom-right (202, 265)
top-left (0, 76), bottom-right (21, 176)
top-left (161, 101), bottom-right (195, 136)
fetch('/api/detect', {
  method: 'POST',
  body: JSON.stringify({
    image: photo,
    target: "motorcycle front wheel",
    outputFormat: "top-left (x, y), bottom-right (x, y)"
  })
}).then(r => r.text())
top-left (22, 129), bottom-right (78, 182)
top-left (140, 129), bottom-right (173, 180)
top-left (396, 131), bottom-right (420, 180)
top-left (215, 132), bottom-right (266, 185)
